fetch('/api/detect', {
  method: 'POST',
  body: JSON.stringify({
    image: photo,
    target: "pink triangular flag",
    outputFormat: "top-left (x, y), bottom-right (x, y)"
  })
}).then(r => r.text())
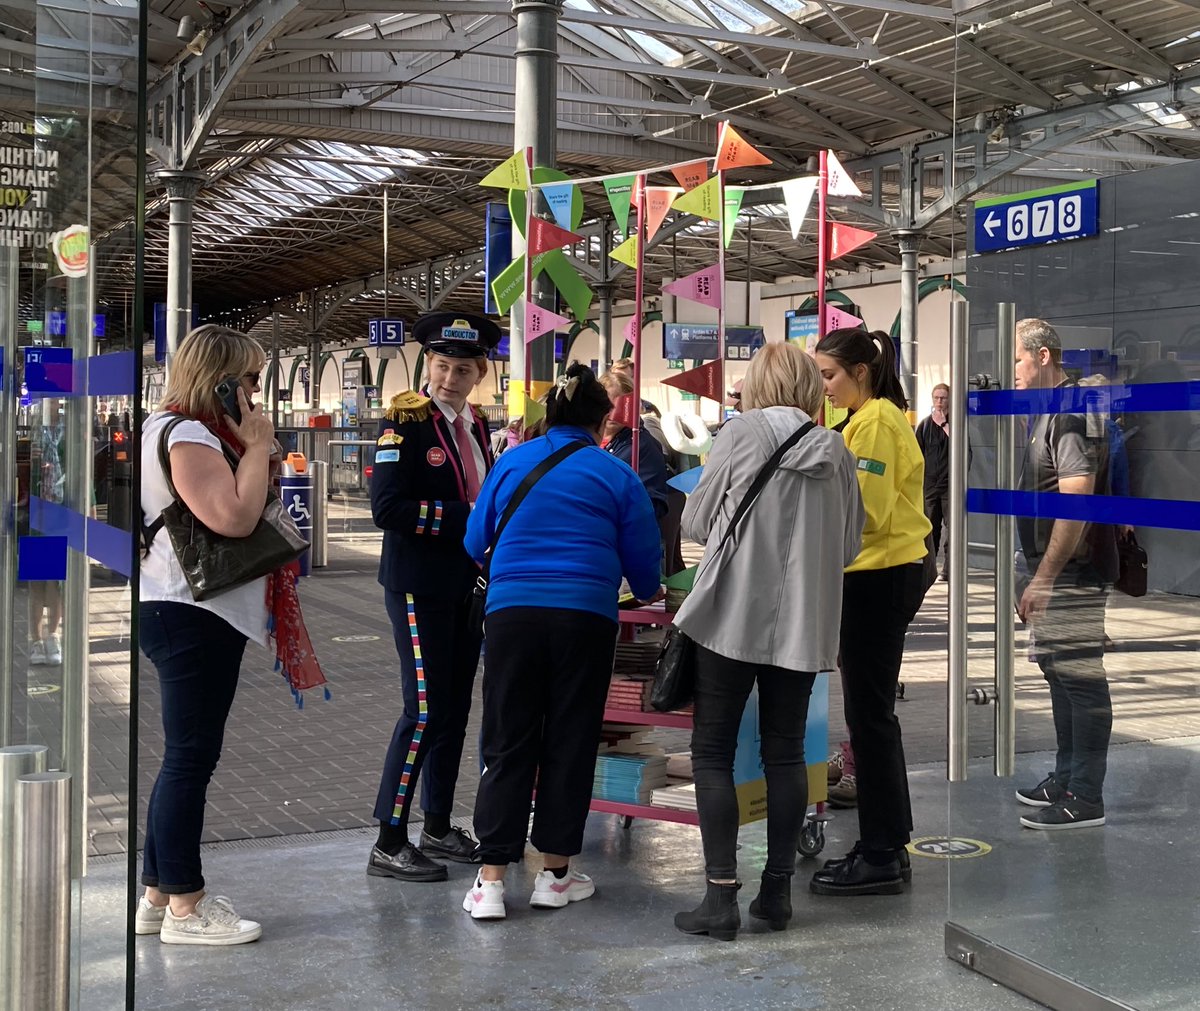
top-left (826, 151), bottom-right (862, 198)
top-left (645, 187), bottom-right (679, 241)
top-left (829, 222), bottom-right (876, 260)
top-left (663, 264), bottom-right (722, 309)
top-left (525, 300), bottom-right (571, 343)
top-left (528, 216), bottom-right (584, 257)
top-left (822, 304), bottom-right (864, 332)
top-left (623, 315), bottom-right (639, 349)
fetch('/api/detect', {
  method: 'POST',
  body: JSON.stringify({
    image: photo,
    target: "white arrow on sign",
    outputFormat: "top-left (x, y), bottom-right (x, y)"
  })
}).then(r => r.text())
top-left (983, 211), bottom-right (1001, 238)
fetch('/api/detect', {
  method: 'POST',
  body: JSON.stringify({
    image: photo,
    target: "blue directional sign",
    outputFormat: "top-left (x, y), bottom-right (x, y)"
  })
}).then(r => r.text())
top-left (368, 319), bottom-right (405, 346)
top-left (23, 346), bottom-right (74, 395)
top-left (974, 180), bottom-right (1098, 254)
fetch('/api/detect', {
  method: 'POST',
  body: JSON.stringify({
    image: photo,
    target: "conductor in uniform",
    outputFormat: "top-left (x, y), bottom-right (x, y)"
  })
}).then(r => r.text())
top-left (366, 311), bottom-right (500, 882)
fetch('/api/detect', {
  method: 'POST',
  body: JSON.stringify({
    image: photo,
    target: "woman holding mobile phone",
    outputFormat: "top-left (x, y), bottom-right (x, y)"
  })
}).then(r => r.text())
top-left (137, 324), bottom-right (323, 945)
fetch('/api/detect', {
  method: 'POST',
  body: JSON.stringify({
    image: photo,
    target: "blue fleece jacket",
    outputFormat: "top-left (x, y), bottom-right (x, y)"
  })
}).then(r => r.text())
top-left (464, 425), bottom-right (662, 619)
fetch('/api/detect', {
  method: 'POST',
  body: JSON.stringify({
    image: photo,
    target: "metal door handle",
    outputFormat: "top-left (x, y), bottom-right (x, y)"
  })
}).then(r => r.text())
top-left (993, 304), bottom-right (1016, 777)
top-left (948, 300), bottom-right (969, 781)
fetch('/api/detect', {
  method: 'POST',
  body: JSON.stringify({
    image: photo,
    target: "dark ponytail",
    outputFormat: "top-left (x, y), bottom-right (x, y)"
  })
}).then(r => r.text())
top-left (814, 327), bottom-right (907, 412)
top-left (544, 361), bottom-right (612, 432)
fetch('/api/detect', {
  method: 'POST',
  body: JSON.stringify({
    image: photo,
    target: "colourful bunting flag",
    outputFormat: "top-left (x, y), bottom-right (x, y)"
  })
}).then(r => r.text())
top-left (646, 187), bottom-right (679, 241)
top-left (722, 187), bottom-right (745, 248)
top-left (715, 124), bottom-right (772, 171)
top-left (672, 161), bottom-right (709, 192)
top-left (604, 175), bottom-right (636, 237)
top-left (541, 183), bottom-right (575, 230)
top-left (781, 177), bottom-right (818, 238)
top-left (491, 255), bottom-right (525, 315)
top-left (610, 392), bottom-right (641, 429)
top-left (610, 235), bottom-right (639, 269)
top-left (826, 151), bottom-right (863, 198)
top-left (671, 176), bottom-right (721, 221)
top-left (523, 300), bottom-right (571, 343)
top-left (663, 264), bottom-right (721, 309)
top-left (529, 217), bottom-right (583, 257)
top-left (667, 465), bottom-right (704, 495)
top-left (542, 252), bottom-right (593, 321)
top-left (663, 359), bottom-right (723, 402)
top-left (624, 315), bottom-right (639, 349)
top-left (829, 223), bottom-right (877, 260)
top-left (480, 151), bottom-right (529, 191)
top-left (823, 304), bottom-right (864, 332)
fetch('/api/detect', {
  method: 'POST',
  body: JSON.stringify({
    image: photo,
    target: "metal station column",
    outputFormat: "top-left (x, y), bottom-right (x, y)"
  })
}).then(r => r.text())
top-left (159, 171), bottom-right (206, 367)
top-left (511, 0), bottom-right (562, 386)
top-left (897, 229), bottom-right (921, 420)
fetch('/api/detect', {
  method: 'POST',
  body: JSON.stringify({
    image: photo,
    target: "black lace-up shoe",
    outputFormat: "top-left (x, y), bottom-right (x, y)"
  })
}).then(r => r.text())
top-left (367, 843), bottom-right (448, 882)
top-left (810, 850), bottom-right (905, 896)
top-left (822, 842), bottom-right (912, 883)
top-left (1016, 772), bottom-right (1064, 808)
top-left (419, 825), bottom-right (482, 864)
top-left (1020, 794), bottom-right (1104, 831)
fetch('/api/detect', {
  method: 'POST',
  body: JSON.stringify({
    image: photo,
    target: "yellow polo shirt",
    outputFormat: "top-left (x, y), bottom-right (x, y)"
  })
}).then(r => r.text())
top-left (842, 397), bottom-right (932, 573)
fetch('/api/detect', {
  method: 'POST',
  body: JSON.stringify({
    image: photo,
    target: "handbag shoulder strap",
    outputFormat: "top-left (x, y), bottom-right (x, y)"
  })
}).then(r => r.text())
top-left (717, 421), bottom-right (816, 552)
top-left (481, 439), bottom-right (588, 579)
top-left (141, 414), bottom-right (191, 554)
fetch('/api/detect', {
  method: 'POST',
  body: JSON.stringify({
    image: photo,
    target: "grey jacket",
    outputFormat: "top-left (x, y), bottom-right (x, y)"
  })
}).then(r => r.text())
top-left (673, 407), bottom-right (864, 673)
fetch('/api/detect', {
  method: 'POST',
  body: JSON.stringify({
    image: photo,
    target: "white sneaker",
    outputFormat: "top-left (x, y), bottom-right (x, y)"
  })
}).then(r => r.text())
top-left (462, 874), bottom-right (506, 920)
top-left (29, 639), bottom-right (46, 666)
top-left (135, 895), bottom-right (168, 935)
top-left (530, 868), bottom-right (595, 909)
top-left (159, 894), bottom-right (262, 946)
top-left (46, 634), bottom-right (62, 666)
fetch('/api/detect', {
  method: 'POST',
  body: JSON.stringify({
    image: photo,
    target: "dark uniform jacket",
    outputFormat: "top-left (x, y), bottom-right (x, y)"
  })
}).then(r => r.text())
top-left (370, 390), bottom-right (493, 599)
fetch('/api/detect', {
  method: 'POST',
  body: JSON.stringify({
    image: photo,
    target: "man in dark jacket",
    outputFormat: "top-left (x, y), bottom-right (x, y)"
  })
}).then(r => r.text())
top-left (915, 384), bottom-right (951, 581)
top-left (366, 312), bottom-right (498, 882)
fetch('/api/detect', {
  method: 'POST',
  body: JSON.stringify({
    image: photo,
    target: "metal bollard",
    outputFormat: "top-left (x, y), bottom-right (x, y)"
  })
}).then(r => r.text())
top-left (12, 772), bottom-right (71, 1011)
top-left (310, 459), bottom-right (329, 568)
top-left (0, 745), bottom-right (49, 1011)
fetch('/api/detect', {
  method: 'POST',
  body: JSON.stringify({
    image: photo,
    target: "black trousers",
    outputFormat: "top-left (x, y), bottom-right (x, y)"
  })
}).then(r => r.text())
top-left (924, 487), bottom-right (950, 576)
top-left (373, 591), bottom-right (482, 828)
top-left (473, 607), bottom-right (617, 866)
top-left (691, 645), bottom-right (815, 880)
top-left (840, 563), bottom-right (925, 852)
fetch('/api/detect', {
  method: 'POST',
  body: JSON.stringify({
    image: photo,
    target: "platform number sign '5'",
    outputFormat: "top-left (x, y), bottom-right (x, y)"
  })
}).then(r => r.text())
top-left (973, 180), bottom-right (1098, 254)
top-left (368, 319), bottom-right (405, 346)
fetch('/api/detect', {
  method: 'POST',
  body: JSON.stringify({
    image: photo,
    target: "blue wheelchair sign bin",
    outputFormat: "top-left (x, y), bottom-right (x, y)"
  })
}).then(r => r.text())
top-left (281, 456), bottom-right (314, 576)
top-left (974, 180), bottom-right (1098, 254)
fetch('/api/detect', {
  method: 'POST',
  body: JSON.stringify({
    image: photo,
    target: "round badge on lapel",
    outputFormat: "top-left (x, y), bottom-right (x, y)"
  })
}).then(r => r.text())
top-left (427, 447), bottom-right (447, 467)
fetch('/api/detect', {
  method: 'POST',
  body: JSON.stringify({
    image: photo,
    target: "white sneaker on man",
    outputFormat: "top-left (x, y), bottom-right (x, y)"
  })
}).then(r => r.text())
top-left (462, 874), bottom-right (506, 920)
top-left (529, 868), bottom-right (595, 909)
top-left (29, 639), bottom-right (46, 666)
top-left (46, 634), bottom-right (62, 666)
top-left (135, 895), bottom-right (168, 935)
top-left (159, 894), bottom-right (262, 945)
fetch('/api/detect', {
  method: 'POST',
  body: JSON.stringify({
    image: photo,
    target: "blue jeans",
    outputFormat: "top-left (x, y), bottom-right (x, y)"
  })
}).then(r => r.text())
top-left (139, 602), bottom-right (246, 893)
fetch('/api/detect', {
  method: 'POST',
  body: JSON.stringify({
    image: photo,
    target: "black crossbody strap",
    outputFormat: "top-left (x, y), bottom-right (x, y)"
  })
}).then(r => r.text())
top-left (480, 439), bottom-right (588, 581)
top-left (717, 421), bottom-right (816, 553)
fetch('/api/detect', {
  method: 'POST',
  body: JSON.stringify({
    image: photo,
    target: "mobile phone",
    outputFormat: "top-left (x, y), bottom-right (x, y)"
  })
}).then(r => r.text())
top-left (214, 376), bottom-right (242, 424)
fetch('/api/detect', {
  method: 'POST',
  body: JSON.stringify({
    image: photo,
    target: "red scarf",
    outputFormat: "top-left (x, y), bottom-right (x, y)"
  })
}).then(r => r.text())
top-left (167, 408), bottom-right (329, 706)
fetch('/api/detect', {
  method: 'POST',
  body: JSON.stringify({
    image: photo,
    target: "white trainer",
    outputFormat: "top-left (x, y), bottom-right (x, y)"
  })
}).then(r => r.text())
top-left (159, 894), bottom-right (262, 946)
top-left (462, 874), bottom-right (506, 920)
top-left (29, 639), bottom-right (46, 666)
top-left (46, 634), bottom-right (62, 666)
top-left (530, 868), bottom-right (595, 909)
top-left (135, 895), bottom-right (168, 935)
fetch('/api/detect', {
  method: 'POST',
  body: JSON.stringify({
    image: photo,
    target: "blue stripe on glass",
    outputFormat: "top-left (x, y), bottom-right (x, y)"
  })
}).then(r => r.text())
top-left (86, 518), bottom-right (133, 578)
top-left (88, 350), bottom-right (136, 396)
top-left (29, 496), bottom-right (84, 545)
top-left (29, 496), bottom-right (133, 576)
top-left (967, 488), bottom-right (1200, 532)
top-left (18, 536), bottom-right (67, 581)
top-left (969, 381), bottom-right (1200, 417)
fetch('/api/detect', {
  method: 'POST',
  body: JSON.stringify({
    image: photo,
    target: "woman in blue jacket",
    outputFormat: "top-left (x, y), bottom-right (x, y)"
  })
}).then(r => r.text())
top-left (461, 362), bottom-right (662, 921)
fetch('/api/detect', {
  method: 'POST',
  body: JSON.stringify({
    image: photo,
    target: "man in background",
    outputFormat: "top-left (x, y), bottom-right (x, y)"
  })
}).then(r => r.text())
top-left (915, 383), bottom-right (951, 581)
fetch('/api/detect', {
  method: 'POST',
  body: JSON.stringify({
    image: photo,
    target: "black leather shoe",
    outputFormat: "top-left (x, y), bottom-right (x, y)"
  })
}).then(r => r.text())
top-left (367, 843), bottom-right (448, 882)
top-left (810, 850), bottom-right (904, 896)
top-left (419, 826), bottom-right (482, 864)
top-left (822, 843), bottom-right (912, 883)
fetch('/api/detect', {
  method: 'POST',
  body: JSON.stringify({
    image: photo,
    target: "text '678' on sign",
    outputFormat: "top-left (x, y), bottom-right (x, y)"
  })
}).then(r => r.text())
top-left (973, 180), bottom-right (1098, 254)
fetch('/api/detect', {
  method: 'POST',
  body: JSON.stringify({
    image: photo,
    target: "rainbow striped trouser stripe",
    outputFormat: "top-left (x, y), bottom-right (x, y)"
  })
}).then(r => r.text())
top-left (391, 593), bottom-right (428, 822)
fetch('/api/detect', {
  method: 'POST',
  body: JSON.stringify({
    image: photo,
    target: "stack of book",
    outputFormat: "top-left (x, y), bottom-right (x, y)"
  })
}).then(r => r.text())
top-left (605, 675), bottom-right (653, 712)
top-left (649, 782), bottom-right (697, 812)
top-left (593, 751), bottom-right (669, 805)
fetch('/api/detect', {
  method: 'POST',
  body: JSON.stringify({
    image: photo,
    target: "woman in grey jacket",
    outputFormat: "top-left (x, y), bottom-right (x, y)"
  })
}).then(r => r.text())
top-left (673, 342), bottom-right (864, 941)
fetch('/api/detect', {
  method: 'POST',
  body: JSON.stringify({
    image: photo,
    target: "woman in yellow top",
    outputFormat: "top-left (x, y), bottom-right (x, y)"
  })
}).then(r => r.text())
top-left (809, 327), bottom-right (932, 898)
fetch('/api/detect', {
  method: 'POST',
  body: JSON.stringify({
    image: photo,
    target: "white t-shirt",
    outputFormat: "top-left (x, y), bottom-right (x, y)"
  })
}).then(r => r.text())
top-left (141, 411), bottom-right (269, 645)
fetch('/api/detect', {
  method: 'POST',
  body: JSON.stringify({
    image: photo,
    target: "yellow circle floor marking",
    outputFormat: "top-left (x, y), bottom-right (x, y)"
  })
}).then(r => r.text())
top-left (332, 634), bottom-right (380, 643)
top-left (28, 684), bottom-right (62, 697)
top-left (907, 836), bottom-right (992, 859)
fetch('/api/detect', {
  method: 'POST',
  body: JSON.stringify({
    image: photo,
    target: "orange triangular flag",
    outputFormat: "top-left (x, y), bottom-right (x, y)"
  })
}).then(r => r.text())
top-left (645, 187), bottom-right (679, 241)
top-left (829, 223), bottom-right (877, 260)
top-left (528, 216), bottom-right (583, 257)
top-left (662, 359), bottom-right (723, 402)
top-left (672, 161), bottom-right (709, 192)
top-left (715, 124), bottom-right (772, 171)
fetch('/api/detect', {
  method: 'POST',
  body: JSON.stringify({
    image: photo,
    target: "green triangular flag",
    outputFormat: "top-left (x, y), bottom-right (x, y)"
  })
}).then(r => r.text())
top-left (723, 187), bottom-right (745, 248)
top-left (543, 252), bottom-right (593, 321)
top-left (491, 255), bottom-right (525, 316)
top-left (665, 565), bottom-right (697, 591)
top-left (604, 175), bottom-right (636, 237)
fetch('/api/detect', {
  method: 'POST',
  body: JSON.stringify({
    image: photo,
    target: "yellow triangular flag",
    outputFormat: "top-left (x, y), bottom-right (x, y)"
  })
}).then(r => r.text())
top-left (480, 151), bottom-right (529, 191)
top-left (507, 387), bottom-right (527, 418)
top-left (671, 176), bottom-right (721, 221)
top-left (522, 394), bottom-right (546, 429)
top-left (609, 235), bottom-right (639, 269)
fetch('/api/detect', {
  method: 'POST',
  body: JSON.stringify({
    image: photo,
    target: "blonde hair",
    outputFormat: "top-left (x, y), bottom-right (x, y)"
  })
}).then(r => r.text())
top-left (599, 369), bottom-right (635, 398)
top-left (159, 325), bottom-right (265, 418)
top-left (741, 342), bottom-right (823, 416)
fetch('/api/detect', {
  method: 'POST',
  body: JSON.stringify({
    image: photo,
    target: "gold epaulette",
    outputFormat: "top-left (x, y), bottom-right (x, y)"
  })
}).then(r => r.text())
top-left (384, 390), bottom-right (432, 423)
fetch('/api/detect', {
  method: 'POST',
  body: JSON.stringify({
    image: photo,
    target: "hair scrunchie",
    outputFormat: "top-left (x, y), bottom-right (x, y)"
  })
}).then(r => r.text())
top-left (555, 374), bottom-right (581, 401)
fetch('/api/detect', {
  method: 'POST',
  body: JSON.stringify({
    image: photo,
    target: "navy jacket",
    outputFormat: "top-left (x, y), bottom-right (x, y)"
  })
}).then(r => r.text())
top-left (605, 421), bottom-right (669, 519)
top-left (370, 392), bottom-right (492, 599)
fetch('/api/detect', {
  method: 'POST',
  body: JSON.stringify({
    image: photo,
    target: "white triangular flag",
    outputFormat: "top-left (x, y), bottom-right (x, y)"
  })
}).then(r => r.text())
top-left (826, 151), bottom-right (862, 198)
top-left (781, 177), bottom-right (818, 239)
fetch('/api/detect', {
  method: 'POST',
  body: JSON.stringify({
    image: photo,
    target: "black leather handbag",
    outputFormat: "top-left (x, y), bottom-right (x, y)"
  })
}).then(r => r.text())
top-left (143, 415), bottom-right (308, 602)
top-left (1115, 532), bottom-right (1148, 598)
top-left (467, 439), bottom-right (588, 636)
top-left (650, 421), bottom-right (816, 713)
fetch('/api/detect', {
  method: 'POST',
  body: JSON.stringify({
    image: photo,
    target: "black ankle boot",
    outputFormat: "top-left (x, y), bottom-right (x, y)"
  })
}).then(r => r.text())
top-left (674, 881), bottom-right (741, 941)
top-left (748, 870), bottom-right (792, 930)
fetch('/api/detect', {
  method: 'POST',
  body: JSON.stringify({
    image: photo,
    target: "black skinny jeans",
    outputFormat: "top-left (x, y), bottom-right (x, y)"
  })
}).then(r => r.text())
top-left (839, 563), bottom-right (925, 853)
top-left (139, 602), bottom-right (247, 894)
top-left (690, 644), bottom-right (815, 881)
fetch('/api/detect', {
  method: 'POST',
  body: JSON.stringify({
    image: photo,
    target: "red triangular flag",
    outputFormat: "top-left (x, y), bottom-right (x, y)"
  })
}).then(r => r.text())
top-left (714, 123), bottom-right (772, 171)
top-left (610, 392), bottom-right (640, 429)
top-left (529, 216), bottom-right (583, 257)
top-left (662, 359), bottom-right (723, 402)
top-left (672, 161), bottom-right (709, 192)
top-left (829, 223), bottom-right (877, 260)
